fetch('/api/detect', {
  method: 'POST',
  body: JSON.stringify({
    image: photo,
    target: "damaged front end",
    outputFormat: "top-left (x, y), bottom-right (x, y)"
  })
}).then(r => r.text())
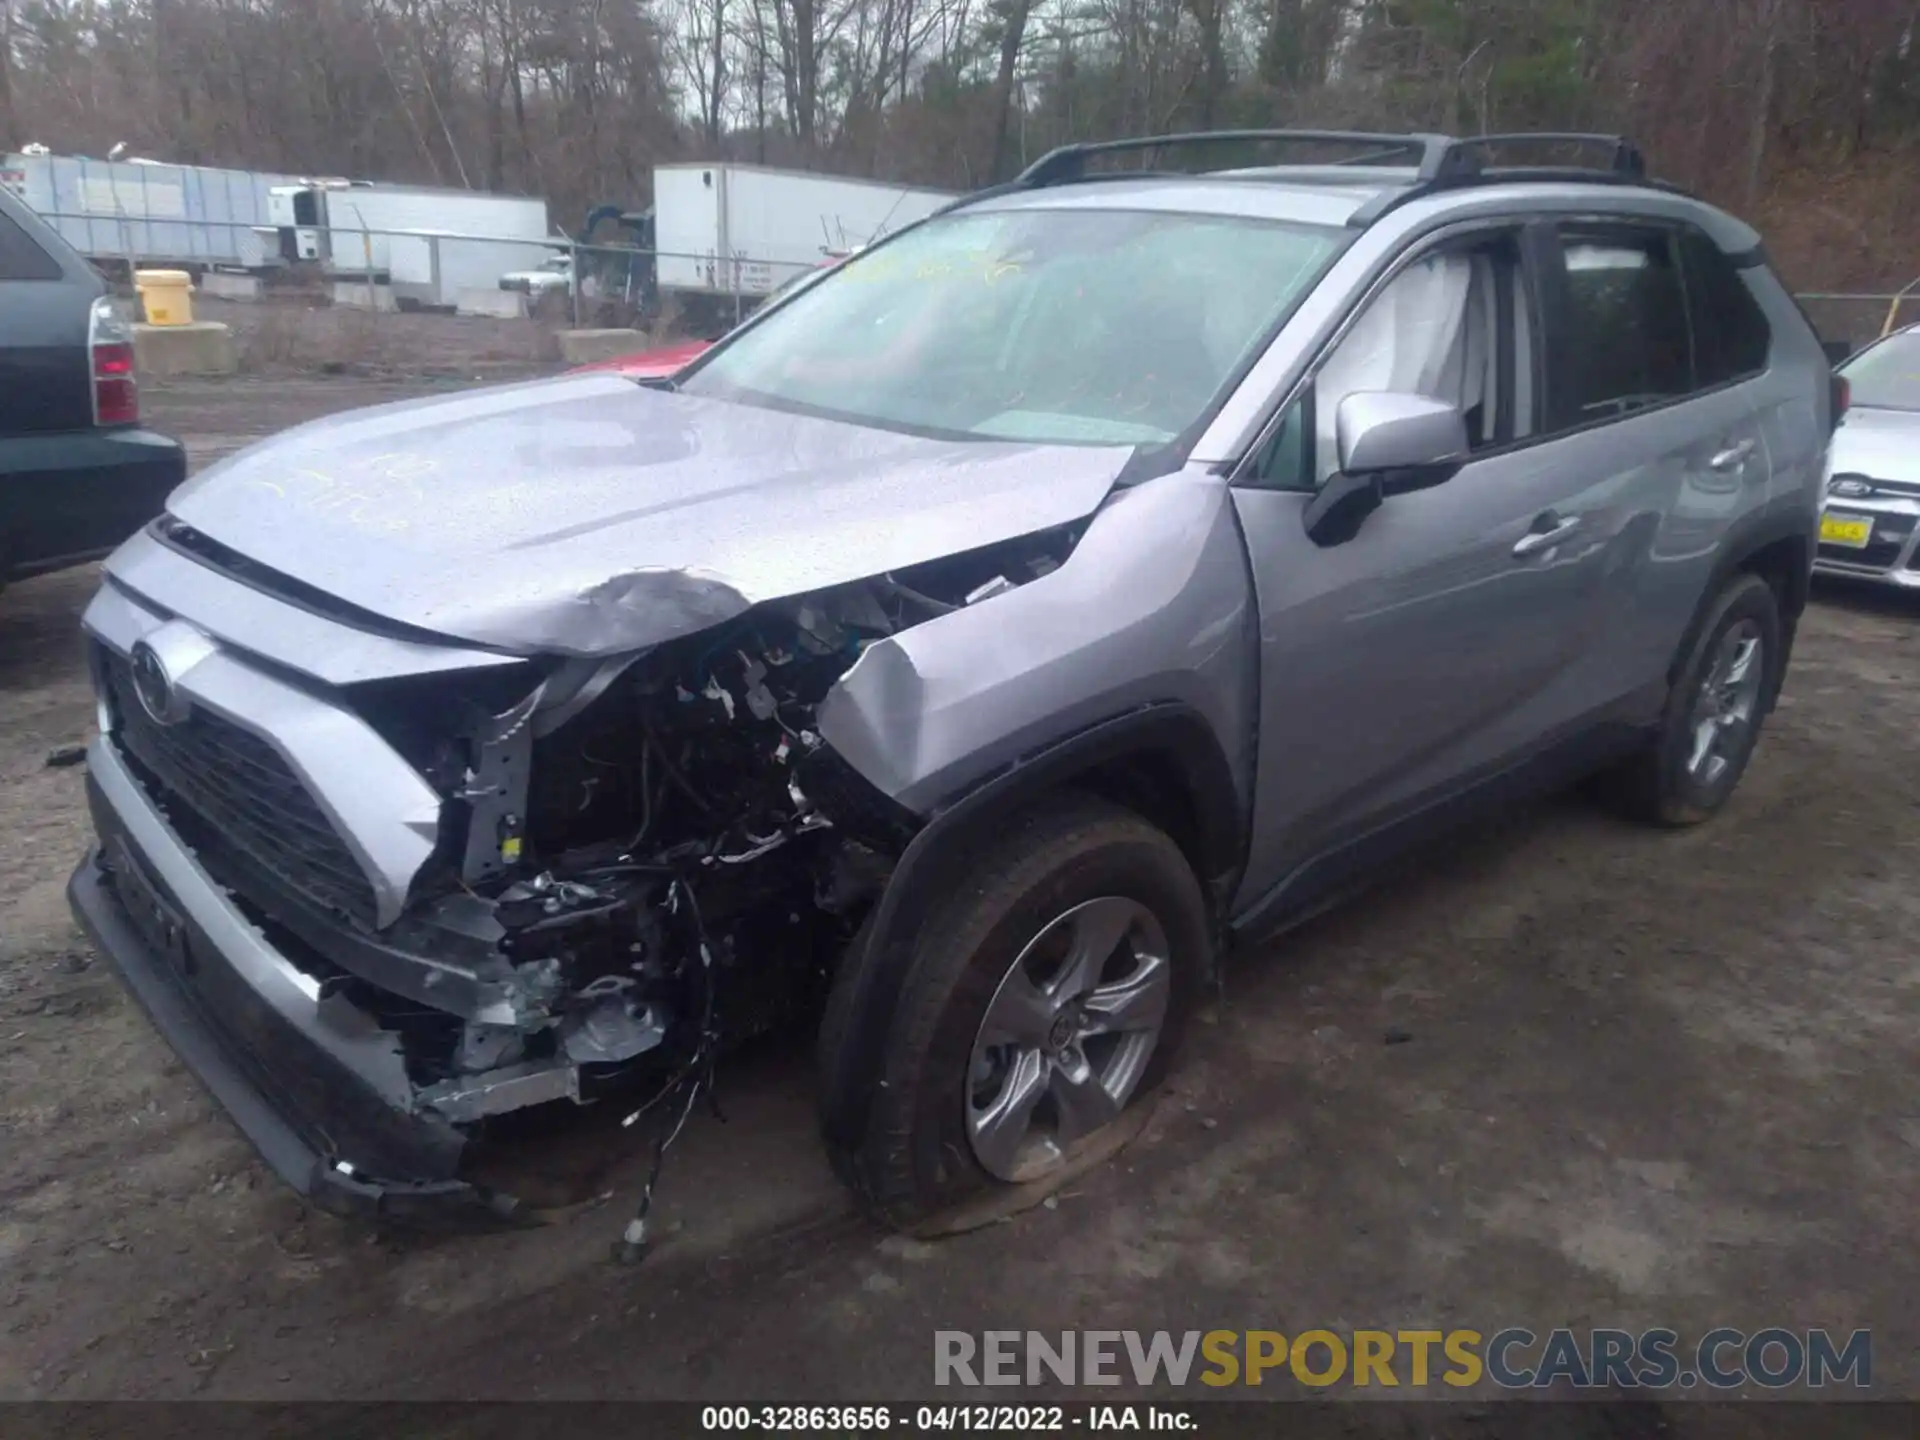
top-left (391, 578), bottom-right (935, 1131)
top-left (76, 517), bottom-right (1077, 1223)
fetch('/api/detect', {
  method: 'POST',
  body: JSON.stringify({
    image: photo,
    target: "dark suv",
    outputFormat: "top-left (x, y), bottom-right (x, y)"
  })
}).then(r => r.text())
top-left (0, 187), bottom-right (185, 591)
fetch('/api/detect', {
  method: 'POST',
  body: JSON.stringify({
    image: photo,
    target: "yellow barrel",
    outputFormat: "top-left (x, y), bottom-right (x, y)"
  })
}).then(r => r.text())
top-left (134, 269), bottom-right (195, 326)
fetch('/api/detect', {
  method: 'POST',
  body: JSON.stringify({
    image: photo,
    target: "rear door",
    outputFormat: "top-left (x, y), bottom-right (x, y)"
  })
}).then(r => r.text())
top-left (0, 192), bottom-right (100, 436)
top-left (1538, 221), bottom-right (1775, 693)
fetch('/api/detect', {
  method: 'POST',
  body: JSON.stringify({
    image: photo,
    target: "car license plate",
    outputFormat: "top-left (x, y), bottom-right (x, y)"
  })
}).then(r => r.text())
top-left (106, 836), bottom-right (190, 974)
top-left (1820, 512), bottom-right (1874, 548)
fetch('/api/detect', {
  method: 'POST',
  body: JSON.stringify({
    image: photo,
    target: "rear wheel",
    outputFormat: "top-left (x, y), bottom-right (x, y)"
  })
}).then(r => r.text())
top-left (1600, 572), bottom-right (1781, 825)
top-left (821, 795), bottom-right (1208, 1231)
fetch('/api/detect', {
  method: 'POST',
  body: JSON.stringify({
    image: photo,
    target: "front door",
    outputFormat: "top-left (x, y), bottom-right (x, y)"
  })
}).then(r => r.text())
top-left (1229, 221), bottom-right (1637, 916)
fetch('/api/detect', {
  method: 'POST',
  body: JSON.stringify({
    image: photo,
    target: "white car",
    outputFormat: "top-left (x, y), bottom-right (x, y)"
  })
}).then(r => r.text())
top-left (1817, 324), bottom-right (1920, 588)
top-left (499, 254), bottom-right (576, 297)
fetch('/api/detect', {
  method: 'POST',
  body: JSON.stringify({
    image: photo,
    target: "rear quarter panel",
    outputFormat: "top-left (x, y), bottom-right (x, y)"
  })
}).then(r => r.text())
top-left (1745, 264), bottom-right (1831, 530)
top-left (0, 190), bottom-right (104, 437)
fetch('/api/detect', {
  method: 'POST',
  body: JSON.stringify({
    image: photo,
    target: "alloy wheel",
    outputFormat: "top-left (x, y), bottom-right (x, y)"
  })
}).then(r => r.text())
top-left (964, 896), bottom-right (1171, 1183)
top-left (1686, 619), bottom-right (1765, 787)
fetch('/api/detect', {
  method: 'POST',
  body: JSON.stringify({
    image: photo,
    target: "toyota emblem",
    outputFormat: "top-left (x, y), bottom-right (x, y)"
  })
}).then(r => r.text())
top-left (130, 640), bottom-right (191, 726)
top-left (1829, 477), bottom-right (1874, 499)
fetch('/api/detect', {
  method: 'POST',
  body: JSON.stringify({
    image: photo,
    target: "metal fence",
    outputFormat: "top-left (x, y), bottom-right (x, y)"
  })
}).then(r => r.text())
top-left (32, 200), bottom-right (1920, 351)
top-left (1794, 291), bottom-right (1920, 351)
top-left (33, 209), bottom-right (814, 330)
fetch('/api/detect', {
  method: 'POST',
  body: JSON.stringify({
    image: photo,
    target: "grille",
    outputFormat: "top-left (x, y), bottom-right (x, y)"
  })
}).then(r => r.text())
top-left (1837, 475), bottom-right (1920, 501)
top-left (102, 648), bottom-right (380, 929)
top-left (1819, 537), bottom-right (1906, 571)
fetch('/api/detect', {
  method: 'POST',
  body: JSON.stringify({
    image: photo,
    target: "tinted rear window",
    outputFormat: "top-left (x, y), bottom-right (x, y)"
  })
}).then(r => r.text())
top-left (1681, 230), bottom-right (1771, 385)
top-left (1550, 232), bottom-right (1691, 428)
top-left (0, 207), bottom-right (64, 281)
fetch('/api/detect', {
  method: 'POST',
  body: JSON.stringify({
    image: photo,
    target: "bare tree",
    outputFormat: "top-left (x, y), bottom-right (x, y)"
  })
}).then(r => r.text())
top-left (0, 0), bottom-right (16, 147)
top-left (1747, 0), bottom-right (1784, 210)
top-left (983, 0), bottom-right (1032, 180)
top-left (3, 0), bottom-right (1918, 294)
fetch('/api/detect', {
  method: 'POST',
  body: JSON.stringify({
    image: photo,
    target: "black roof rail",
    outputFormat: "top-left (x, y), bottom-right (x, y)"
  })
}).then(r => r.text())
top-left (1005, 128), bottom-right (1684, 226)
top-left (1013, 130), bottom-right (1470, 189)
top-left (1443, 132), bottom-right (1647, 178)
top-left (1350, 150), bottom-right (1687, 226)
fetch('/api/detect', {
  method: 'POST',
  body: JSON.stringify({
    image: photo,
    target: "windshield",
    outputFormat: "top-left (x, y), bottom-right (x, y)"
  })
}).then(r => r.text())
top-left (681, 206), bottom-right (1347, 446)
top-left (1841, 330), bottom-right (1920, 411)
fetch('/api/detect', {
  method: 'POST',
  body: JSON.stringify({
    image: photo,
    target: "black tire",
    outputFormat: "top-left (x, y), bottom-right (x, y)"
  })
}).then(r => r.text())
top-left (1599, 572), bottom-right (1782, 826)
top-left (819, 794), bottom-right (1209, 1232)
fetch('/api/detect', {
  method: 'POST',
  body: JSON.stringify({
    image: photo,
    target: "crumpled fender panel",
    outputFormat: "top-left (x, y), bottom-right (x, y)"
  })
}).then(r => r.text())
top-left (816, 467), bottom-right (1259, 818)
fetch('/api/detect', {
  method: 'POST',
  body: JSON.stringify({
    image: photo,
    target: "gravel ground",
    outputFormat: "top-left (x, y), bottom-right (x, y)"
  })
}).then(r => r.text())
top-left (2, 376), bottom-right (1916, 1423)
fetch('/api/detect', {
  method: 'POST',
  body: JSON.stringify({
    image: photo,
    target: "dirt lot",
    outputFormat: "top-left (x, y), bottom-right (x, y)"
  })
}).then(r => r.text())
top-left (2, 375), bottom-right (1917, 1415)
top-left (185, 294), bottom-right (572, 380)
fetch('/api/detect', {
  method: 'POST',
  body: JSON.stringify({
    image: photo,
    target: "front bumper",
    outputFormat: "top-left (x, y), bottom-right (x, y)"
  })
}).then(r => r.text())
top-left (1814, 501), bottom-right (1920, 588)
top-left (70, 737), bottom-right (526, 1227)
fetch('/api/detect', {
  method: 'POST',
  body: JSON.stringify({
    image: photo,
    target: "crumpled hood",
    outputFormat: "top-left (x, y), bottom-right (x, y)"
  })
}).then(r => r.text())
top-left (165, 373), bottom-right (1133, 656)
top-left (1829, 405), bottom-right (1920, 482)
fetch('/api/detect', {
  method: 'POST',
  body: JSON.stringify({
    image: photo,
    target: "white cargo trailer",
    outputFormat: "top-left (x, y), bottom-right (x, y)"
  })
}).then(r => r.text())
top-left (652, 164), bottom-right (957, 301)
top-left (267, 182), bottom-right (554, 305)
top-left (2, 152), bottom-right (299, 269)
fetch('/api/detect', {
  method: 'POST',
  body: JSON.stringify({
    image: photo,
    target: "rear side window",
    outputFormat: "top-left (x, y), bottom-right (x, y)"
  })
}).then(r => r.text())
top-left (1547, 229), bottom-right (1690, 430)
top-left (1681, 229), bottom-right (1771, 384)
top-left (0, 206), bottom-right (64, 281)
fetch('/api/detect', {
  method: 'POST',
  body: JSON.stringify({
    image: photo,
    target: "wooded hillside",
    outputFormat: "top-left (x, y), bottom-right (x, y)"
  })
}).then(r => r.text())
top-left (5, 0), bottom-right (1918, 289)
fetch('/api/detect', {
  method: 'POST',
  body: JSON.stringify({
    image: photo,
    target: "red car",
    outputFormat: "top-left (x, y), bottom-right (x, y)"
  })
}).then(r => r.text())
top-left (571, 258), bottom-right (844, 380)
top-left (568, 336), bottom-right (714, 381)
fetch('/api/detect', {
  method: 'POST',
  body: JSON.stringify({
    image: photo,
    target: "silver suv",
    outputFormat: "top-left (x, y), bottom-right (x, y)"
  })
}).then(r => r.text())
top-left (70, 131), bottom-right (1835, 1236)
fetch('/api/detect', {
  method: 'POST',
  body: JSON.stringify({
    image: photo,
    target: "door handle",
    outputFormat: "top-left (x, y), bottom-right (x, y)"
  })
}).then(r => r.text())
top-left (1513, 514), bottom-right (1581, 557)
top-left (1710, 439), bottom-right (1757, 472)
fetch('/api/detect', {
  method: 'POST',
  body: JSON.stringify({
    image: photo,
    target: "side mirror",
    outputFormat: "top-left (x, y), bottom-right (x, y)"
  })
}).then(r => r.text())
top-left (1303, 392), bottom-right (1470, 547)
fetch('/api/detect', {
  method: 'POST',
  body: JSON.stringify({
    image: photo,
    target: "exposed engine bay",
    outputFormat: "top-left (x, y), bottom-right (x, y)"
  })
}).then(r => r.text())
top-left (327, 527), bottom-right (1077, 1235)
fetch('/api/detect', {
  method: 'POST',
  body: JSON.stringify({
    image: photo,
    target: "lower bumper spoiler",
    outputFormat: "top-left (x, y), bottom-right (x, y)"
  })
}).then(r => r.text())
top-left (70, 738), bottom-right (527, 1228)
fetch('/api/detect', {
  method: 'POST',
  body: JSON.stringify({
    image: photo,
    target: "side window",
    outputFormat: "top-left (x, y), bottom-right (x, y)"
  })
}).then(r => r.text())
top-left (1547, 228), bottom-right (1690, 430)
top-left (0, 207), bottom-right (64, 282)
top-left (1249, 395), bottom-right (1310, 489)
top-left (1680, 229), bottom-right (1771, 385)
top-left (1247, 229), bottom-right (1529, 490)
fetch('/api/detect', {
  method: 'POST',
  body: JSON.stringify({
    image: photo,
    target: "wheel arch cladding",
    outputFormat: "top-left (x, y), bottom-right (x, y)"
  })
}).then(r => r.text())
top-left (815, 704), bottom-right (1242, 1155)
top-left (1736, 531), bottom-right (1810, 620)
top-left (1672, 510), bottom-right (1810, 709)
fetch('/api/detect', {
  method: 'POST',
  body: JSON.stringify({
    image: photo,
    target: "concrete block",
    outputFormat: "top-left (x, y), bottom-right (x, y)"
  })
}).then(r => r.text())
top-left (132, 322), bottom-right (238, 377)
top-left (457, 288), bottom-right (531, 320)
top-left (200, 271), bottom-right (263, 302)
top-left (559, 329), bottom-right (647, 365)
top-left (330, 280), bottom-right (397, 313)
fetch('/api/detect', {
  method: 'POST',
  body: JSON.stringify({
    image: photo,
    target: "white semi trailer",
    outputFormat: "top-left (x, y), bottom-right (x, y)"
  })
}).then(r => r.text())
top-left (650, 163), bottom-right (957, 304)
top-left (2, 152), bottom-right (299, 270)
top-left (268, 182), bottom-right (555, 308)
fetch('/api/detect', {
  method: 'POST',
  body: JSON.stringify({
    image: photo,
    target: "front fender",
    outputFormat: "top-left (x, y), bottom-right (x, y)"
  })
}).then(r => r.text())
top-left (816, 468), bottom-right (1258, 817)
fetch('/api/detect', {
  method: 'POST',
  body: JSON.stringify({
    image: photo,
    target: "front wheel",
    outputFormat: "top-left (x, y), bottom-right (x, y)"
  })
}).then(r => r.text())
top-left (821, 795), bottom-right (1209, 1231)
top-left (1600, 572), bottom-right (1782, 825)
